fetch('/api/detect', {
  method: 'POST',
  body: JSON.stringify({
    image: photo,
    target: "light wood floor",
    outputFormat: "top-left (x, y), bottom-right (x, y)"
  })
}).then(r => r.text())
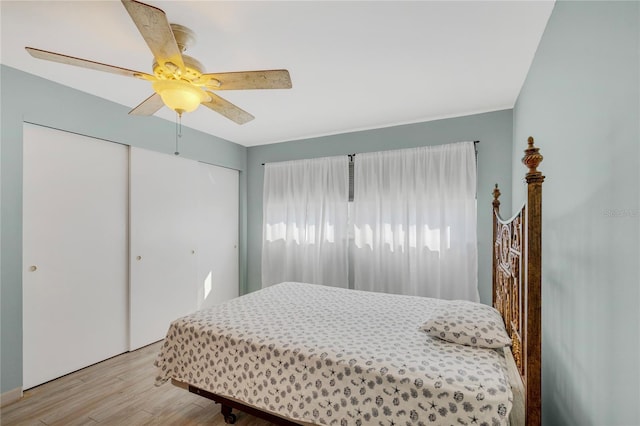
top-left (1, 342), bottom-right (276, 426)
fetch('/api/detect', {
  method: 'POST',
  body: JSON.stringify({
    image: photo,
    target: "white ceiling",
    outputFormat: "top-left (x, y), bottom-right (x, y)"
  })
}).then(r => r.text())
top-left (1, 1), bottom-right (554, 147)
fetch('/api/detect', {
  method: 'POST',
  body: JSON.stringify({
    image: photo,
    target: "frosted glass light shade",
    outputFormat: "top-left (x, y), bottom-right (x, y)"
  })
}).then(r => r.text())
top-left (152, 80), bottom-right (208, 114)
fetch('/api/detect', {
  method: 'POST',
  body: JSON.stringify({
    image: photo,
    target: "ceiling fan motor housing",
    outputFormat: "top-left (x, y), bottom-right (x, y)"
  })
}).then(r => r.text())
top-left (170, 24), bottom-right (196, 53)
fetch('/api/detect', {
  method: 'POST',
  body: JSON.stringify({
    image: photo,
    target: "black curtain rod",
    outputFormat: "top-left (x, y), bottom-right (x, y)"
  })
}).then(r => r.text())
top-left (261, 141), bottom-right (480, 165)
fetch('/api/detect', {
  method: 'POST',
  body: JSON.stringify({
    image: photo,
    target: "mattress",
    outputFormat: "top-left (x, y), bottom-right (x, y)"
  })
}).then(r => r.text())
top-left (155, 282), bottom-right (512, 425)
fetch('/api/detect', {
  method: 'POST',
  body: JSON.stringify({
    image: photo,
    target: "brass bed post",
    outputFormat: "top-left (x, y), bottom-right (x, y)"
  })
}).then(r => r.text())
top-left (522, 137), bottom-right (544, 426)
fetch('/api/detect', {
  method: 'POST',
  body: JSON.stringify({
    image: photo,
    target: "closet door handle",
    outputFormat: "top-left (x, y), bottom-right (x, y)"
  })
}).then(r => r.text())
top-left (136, 256), bottom-right (142, 261)
top-left (29, 265), bottom-right (38, 272)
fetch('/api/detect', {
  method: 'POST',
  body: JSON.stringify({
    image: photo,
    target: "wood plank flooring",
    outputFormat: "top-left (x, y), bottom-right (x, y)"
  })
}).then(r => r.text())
top-left (1, 342), bottom-right (276, 426)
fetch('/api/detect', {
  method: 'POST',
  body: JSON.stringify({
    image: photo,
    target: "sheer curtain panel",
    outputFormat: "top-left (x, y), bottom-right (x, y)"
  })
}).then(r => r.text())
top-left (262, 156), bottom-right (349, 288)
top-left (352, 142), bottom-right (479, 301)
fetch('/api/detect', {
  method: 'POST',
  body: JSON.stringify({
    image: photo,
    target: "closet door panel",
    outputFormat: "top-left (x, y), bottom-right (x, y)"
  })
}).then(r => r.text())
top-left (23, 124), bottom-right (129, 390)
top-left (129, 147), bottom-right (199, 350)
top-left (197, 163), bottom-right (239, 309)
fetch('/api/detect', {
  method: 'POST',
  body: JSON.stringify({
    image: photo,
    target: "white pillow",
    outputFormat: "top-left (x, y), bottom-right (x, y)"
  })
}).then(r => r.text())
top-left (420, 300), bottom-right (512, 348)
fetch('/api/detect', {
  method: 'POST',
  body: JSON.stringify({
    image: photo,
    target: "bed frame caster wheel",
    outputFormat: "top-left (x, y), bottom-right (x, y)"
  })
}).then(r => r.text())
top-left (221, 405), bottom-right (236, 424)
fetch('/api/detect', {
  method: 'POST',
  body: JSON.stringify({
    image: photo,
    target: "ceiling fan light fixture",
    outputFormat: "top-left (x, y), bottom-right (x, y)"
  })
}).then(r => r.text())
top-left (152, 80), bottom-right (209, 114)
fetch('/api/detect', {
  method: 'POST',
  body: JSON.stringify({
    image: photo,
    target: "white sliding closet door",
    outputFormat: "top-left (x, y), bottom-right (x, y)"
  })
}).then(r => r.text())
top-left (23, 124), bottom-right (129, 390)
top-left (196, 163), bottom-right (239, 309)
top-left (129, 147), bottom-right (199, 350)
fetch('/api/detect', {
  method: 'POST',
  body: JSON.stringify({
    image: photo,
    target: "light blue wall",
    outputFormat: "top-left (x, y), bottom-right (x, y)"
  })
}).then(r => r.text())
top-left (246, 110), bottom-right (514, 303)
top-left (0, 65), bottom-right (248, 394)
top-left (512, 1), bottom-right (639, 424)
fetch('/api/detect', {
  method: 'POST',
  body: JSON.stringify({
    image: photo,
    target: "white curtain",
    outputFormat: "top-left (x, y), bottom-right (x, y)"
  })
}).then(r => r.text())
top-left (262, 156), bottom-right (349, 288)
top-left (352, 141), bottom-right (479, 301)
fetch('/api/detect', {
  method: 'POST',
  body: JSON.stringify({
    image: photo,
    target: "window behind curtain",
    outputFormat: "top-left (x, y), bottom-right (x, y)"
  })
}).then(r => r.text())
top-left (261, 142), bottom-right (478, 301)
top-left (261, 156), bottom-right (349, 288)
top-left (351, 141), bottom-right (479, 301)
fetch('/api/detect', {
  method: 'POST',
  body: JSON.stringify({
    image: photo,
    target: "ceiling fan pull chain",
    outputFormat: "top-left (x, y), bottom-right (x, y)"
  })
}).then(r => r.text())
top-left (174, 112), bottom-right (181, 156)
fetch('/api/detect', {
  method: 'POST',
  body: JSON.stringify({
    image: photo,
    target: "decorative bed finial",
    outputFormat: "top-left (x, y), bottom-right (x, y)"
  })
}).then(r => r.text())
top-left (492, 183), bottom-right (501, 208)
top-left (522, 136), bottom-right (545, 183)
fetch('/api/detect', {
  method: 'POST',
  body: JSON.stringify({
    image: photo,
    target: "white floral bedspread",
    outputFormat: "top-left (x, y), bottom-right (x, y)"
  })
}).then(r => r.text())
top-left (155, 282), bottom-right (512, 425)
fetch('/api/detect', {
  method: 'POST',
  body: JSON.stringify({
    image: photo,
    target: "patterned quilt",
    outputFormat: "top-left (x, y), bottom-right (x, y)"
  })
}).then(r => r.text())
top-left (155, 282), bottom-right (512, 425)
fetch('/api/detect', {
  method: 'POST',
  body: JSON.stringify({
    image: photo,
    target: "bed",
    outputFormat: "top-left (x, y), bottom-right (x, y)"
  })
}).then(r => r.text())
top-left (155, 138), bottom-right (544, 425)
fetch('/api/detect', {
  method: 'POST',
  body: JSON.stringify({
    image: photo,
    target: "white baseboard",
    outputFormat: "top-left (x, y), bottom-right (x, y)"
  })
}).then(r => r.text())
top-left (0, 387), bottom-right (23, 407)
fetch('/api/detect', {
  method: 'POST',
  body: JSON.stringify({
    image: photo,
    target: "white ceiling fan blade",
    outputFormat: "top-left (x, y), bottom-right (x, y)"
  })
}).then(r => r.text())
top-left (121, 0), bottom-right (185, 73)
top-left (25, 47), bottom-right (152, 80)
top-left (129, 93), bottom-right (165, 116)
top-left (203, 70), bottom-right (292, 90)
top-left (202, 92), bottom-right (255, 125)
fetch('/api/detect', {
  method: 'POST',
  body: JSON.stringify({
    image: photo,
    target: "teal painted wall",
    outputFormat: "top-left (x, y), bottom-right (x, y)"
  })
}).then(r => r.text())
top-left (246, 110), bottom-right (514, 303)
top-left (512, 1), bottom-right (639, 424)
top-left (0, 65), bottom-right (248, 394)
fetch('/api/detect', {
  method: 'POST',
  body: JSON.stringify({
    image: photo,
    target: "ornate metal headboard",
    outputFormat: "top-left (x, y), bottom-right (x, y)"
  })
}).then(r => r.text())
top-left (492, 137), bottom-right (544, 426)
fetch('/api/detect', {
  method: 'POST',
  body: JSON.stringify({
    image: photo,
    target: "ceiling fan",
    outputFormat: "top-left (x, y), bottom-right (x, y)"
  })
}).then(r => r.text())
top-left (25, 0), bottom-right (292, 124)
